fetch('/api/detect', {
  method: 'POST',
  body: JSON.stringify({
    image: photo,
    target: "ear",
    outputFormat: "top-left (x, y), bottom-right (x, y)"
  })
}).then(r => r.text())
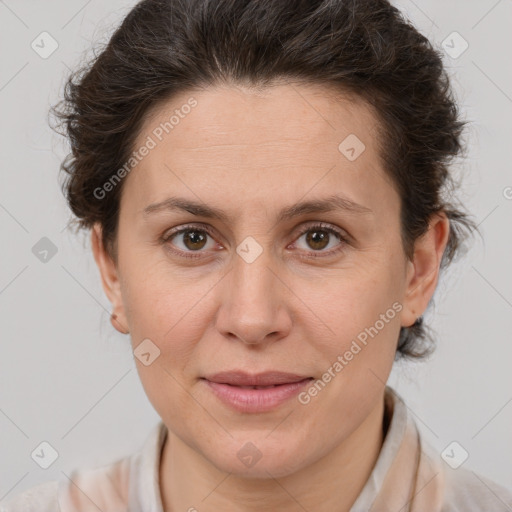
top-left (91, 223), bottom-right (129, 334)
top-left (401, 212), bottom-right (450, 328)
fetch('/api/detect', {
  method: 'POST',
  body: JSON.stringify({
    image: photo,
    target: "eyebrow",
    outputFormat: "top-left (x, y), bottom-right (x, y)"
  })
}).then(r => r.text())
top-left (142, 194), bottom-right (373, 223)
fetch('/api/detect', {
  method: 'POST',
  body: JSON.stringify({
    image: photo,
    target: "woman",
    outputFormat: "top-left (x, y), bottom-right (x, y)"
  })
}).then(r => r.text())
top-left (3, 0), bottom-right (511, 510)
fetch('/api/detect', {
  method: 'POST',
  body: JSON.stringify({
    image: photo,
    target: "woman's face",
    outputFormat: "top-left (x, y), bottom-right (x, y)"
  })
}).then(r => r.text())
top-left (92, 82), bottom-right (444, 478)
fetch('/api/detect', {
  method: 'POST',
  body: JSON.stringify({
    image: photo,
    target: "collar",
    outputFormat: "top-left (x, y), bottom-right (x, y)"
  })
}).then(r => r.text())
top-left (129, 418), bottom-right (168, 512)
top-left (351, 386), bottom-right (445, 511)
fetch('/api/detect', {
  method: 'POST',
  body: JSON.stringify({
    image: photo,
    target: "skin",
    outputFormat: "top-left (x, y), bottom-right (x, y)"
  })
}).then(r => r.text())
top-left (91, 82), bottom-right (449, 512)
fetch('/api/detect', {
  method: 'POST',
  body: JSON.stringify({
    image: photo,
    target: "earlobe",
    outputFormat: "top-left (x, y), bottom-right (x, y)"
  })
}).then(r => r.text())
top-left (91, 223), bottom-right (130, 335)
top-left (111, 313), bottom-right (130, 335)
top-left (401, 213), bottom-right (450, 328)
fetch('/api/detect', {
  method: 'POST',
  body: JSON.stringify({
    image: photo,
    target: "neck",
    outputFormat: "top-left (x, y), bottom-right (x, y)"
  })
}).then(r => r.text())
top-left (159, 396), bottom-right (385, 512)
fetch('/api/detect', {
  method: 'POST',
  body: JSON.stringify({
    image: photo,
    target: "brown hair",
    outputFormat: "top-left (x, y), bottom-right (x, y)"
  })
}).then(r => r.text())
top-left (51, 0), bottom-right (477, 359)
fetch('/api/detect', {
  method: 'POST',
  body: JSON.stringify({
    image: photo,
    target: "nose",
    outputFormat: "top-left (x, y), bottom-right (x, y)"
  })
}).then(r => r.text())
top-left (214, 248), bottom-right (292, 346)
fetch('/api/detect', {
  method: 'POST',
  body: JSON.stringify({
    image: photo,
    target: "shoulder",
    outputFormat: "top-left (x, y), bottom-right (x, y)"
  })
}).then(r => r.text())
top-left (1, 455), bottom-right (131, 512)
top-left (1, 421), bottom-right (166, 512)
top-left (417, 430), bottom-right (512, 511)
top-left (386, 388), bottom-right (512, 512)
top-left (440, 465), bottom-right (512, 511)
top-left (0, 480), bottom-right (59, 512)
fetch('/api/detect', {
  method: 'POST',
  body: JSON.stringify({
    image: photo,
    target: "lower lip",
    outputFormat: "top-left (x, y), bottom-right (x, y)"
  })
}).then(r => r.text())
top-left (202, 378), bottom-right (313, 413)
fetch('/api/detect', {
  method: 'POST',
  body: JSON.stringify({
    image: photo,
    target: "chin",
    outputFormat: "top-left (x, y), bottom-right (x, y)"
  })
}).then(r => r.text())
top-left (203, 437), bottom-right (309, 480)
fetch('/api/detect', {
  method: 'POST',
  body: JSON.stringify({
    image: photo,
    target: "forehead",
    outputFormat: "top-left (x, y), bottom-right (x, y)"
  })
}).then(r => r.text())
top-left (141, 82), bottom-right (380, 152)
top-left (122, 82), bottom-right (395, 221)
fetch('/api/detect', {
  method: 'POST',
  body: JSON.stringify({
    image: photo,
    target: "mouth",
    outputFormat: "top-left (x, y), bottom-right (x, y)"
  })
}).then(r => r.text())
top-left (201, 371), bottom-right (314, 413)
top-left (227, 384), bottom-right (295, 389)
top-left (202, 370), bottom-right (314, 387)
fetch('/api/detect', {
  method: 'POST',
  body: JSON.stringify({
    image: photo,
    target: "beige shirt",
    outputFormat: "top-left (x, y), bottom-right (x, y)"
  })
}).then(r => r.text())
top-left (2, 386), bottom-right (512, 511)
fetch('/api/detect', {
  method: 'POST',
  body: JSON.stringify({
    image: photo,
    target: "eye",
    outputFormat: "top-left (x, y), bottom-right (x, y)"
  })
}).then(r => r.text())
top-left (292, 222), bottom-right (349, 258)
top-left (161, 224), bottom-right (220, 259)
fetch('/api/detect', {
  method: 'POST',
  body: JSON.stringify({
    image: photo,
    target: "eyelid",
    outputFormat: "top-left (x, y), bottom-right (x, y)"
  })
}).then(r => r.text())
top-left (162, 222), bottom-right (217, 241)
top-left (294, 221), bottom-right (349, 241)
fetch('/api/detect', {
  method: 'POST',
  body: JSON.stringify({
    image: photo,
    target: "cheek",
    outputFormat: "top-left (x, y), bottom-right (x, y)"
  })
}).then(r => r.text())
top-left (292, 274), bottom-right (401, 429)
top-left (307, 260), bottom-right (401, 333)
top-left (121, 259), bottom-right (214, 367)
top-left (124, 266), bottom-right (207, 416)
top-left (300, 261), bottom-right (403, 379)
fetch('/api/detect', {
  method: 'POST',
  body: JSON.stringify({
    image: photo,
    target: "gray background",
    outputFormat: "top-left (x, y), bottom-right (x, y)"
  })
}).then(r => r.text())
top-left (1, 0), bottom-right (511, 501)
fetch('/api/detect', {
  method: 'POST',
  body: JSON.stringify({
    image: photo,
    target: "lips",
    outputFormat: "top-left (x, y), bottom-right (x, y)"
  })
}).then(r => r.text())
top-left (201, 371), bottom-right (315, 413)
top-left (202, 371), bottom-right (313, 387)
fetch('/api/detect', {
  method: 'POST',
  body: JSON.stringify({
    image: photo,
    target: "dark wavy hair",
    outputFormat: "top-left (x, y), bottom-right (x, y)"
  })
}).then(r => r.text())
top-left (51, 0), bottom-right (477, 360)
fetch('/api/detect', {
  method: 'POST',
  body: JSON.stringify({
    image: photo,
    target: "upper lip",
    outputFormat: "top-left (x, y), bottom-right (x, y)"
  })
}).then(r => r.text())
top-left (203, 371), bottom-right (313, 386)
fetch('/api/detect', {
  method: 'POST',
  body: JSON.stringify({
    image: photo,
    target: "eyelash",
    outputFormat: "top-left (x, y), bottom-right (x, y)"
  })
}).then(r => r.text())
top-left (160, 222), bottom-right (349, 260)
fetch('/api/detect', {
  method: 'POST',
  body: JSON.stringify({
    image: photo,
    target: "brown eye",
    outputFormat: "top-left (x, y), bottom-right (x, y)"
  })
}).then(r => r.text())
top-left (162, 225), bottom-right (218, 258)
top-left (181, 230), bottom-right (208, 251)
top-left (294, 223), bottom-right (348, 258)
top-left (305, 229), bottom-right (331, 251)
